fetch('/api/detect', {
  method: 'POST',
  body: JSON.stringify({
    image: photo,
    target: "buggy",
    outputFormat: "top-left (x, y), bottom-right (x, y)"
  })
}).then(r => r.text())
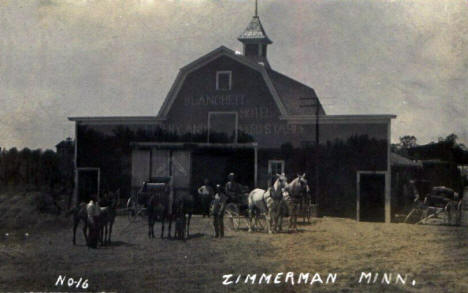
top-left (405, 185), bottom-right (462, 225)
top-left (223, 185), bottom-right (267, 231)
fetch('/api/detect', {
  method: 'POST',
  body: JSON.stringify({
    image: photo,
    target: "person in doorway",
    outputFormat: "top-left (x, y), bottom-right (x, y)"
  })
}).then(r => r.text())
top-left (211, 184), bottom-right (227, 238)
top-left (198, 178), bottom-right (214, 218)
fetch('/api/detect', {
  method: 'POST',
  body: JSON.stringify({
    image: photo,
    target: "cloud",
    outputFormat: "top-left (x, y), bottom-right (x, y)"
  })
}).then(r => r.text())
top-left (0, 0), bottom-right (467, 149)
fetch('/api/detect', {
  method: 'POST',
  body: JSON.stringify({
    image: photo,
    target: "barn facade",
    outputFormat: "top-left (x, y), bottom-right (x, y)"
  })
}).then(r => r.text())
top-left (69, 11), bottom-right (396, 222)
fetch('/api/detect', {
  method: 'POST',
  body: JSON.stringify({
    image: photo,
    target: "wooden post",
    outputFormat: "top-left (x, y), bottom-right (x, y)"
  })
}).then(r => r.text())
top-left (315, 102), bottom-right (320, 215)
top-left (72, 122), bottom-right (78, 207)
top-left (149, 148), bottom-right (153, 181)
top-left (254, 145), bottom-right (258, 187)
top-left (97, 168), bottom-right (101, 201)
top-left (385, 120), bottom-right (392, 223)
top-left (356, 172), bottom-right (360, 222)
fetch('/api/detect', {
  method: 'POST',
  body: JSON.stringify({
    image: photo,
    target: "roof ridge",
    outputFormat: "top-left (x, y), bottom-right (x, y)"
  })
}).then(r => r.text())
top-left (267, 68), bottom-right (317, 94)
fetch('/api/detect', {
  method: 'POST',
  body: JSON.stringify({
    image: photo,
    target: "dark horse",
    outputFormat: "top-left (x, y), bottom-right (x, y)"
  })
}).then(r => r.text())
top-left (147, 181), bottom-right (173, 239)
top-left (68, 202), bottom-right (89, 245)
top-left (146, 179), bottom-right (194, 239)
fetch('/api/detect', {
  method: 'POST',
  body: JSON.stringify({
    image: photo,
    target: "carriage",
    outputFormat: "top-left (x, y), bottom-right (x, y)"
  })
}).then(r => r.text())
top-left (223, 184), bottom-right (314, 231)
top-left (223, 185), bottom-right (268, 231)
top-left (404, 185), bottom-right (462, 225)
top-left (127, 177), bottom-right (172, 223)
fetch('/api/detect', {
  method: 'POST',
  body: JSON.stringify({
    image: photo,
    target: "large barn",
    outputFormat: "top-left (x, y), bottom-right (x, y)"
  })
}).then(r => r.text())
top-left (69, 8), bottom-right (396, 222)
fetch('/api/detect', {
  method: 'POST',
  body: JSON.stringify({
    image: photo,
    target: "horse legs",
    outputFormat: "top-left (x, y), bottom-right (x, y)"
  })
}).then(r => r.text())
top-left (100, 224), bottom-right (105, 246)
top-left (186, 212), bottom-right (192, 239)
top-left (167, 215), bottom-right (173, 239)
top-left (266, 210), bottom-right (273, 234)
top-left (82, 221), bottom-right (88, 244)
top-left (160, 215), bottom-right (165, 239)
top-left (148, 212), bottom-right (155, 239)
top-left (108, 221), bottom-right (113, 245)
top-left (247, 208), bottom-right (253, 232)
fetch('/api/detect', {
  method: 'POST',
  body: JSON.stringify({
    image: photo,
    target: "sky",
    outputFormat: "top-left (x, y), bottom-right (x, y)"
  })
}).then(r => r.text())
top-left (0, 0), bottom-right (467, 150)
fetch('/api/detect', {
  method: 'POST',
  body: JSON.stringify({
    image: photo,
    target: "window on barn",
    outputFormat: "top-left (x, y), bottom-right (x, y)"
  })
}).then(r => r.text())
top-left (216, 71), bottom-right (232, 91)
top-left (268, 160), bottom-right (285, 175)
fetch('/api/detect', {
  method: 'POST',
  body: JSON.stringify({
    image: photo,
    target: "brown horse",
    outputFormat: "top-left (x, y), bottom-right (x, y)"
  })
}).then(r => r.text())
top-left (68, 202), bottom-right (89, 245)
top-left (147, 181), bottom-right (173, 239)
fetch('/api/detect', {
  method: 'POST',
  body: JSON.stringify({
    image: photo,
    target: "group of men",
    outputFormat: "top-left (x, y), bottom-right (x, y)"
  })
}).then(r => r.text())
top-left (197, 172), bottom-right (241, 238)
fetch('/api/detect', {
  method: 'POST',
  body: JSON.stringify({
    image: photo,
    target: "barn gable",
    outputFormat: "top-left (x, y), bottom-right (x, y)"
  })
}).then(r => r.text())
top-left (158, 46), bottom-right (286, 120)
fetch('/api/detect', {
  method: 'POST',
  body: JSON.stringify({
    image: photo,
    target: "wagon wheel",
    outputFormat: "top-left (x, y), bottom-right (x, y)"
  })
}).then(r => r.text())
top-left (225, 203), bottom-right (240, 231)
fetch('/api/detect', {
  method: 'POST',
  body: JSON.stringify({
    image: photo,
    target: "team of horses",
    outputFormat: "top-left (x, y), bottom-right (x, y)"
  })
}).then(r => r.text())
top-left (248, 173), bottom-right (309, 234)
top-left (68, 173), bottom-right (310, 248)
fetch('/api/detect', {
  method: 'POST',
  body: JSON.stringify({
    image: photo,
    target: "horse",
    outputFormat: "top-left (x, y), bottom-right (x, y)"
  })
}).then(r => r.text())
top-left (282, 174), bottom-right (309, 232)
top-left (86, 200), bottom-right (101, 248)
top-left (147, 182), bottom-right (194, 240)
top-left (247, 173), bottom-right (287, 234)
top-left (147, 182), bottom-right (173, 239)
top-left (68, 202), bottom-right (89, 245)
top-left (176, 191), bottom-right (194, 239)
top-left (98, 190), bottom-right (119, 246)
top-left (67, 194), bottom-right (100, 247)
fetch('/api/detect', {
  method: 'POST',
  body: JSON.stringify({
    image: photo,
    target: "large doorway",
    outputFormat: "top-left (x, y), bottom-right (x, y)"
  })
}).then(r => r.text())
top-left (191, 148), bottom-right (254, 193)
top-left (357, 172), bottom-right (386, 222)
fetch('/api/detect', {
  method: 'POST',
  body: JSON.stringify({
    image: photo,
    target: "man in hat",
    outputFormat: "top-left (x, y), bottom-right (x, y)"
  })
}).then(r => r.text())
top-left (225, 172), bottom-right (241, 202)
top-left (211, 184), bottom-right (227, 238)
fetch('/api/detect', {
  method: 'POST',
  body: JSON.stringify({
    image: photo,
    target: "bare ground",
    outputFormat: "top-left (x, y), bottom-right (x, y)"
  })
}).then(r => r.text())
top-left (1, 215), bottom-right (468, 293)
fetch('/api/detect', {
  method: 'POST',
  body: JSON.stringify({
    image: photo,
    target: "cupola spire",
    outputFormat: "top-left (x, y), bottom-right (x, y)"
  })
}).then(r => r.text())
top-left (238, 0), bottom-right (272, 68)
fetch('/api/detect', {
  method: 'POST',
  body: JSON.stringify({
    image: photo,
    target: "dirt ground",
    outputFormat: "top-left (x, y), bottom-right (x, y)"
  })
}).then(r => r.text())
top-left (1, 214), bottom-right (468, 293)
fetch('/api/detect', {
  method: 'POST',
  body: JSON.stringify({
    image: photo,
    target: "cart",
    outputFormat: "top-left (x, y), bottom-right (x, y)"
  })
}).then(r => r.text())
top-left (224, 186), bottom-right (267, 231)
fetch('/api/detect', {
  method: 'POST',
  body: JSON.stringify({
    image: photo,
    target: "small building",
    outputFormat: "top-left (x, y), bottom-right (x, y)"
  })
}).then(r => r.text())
top-left (69, 7), bottom-right (396, 222)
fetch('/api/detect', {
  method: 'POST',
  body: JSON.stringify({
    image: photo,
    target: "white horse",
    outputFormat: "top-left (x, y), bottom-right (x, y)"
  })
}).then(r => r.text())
top-left (86, 200), bottom-right (101, 248)
top-left (282, 174), bottom-right (309, 232)
top-left (247, 173), bottom-right (287, 234)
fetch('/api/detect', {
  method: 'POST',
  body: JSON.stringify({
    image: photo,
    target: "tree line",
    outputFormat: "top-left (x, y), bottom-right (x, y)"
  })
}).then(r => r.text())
top-left (0, 147), bottom-right (73, 192)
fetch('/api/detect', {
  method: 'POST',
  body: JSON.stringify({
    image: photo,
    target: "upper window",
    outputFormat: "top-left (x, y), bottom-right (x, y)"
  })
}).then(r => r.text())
top-left (268, 160), bottom-right (285, 175)
top-left (216, 71), bottom-right (232, 91)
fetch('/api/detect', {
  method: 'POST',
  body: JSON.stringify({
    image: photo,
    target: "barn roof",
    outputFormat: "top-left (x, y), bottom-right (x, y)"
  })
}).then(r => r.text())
top-left (157, 46), bottom-right (325, 119)
top-left (266, 68), bottom-right (325, 115)
top-left (391, 152), bottom-right (423, 168)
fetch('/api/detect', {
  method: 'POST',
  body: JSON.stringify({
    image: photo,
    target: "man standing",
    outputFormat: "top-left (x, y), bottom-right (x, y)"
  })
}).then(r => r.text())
top-left (198, 178), bottom-right (214, 218)
top-left (211, 184), bottom-right (227, 238)
top-left (225, 172), bottom-right (240, 202)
